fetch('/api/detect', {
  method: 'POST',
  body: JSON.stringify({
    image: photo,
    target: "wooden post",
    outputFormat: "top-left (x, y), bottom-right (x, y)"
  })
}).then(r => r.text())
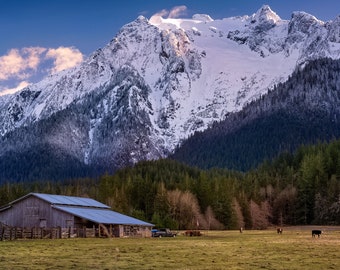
top-left (68, 227), bottom-right (71, 238)
top-left (0, 226), bottom-right (4, 241)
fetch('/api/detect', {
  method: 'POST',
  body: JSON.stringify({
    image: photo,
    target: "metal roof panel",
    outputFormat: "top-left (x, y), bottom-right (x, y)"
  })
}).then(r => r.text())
top-left (53, 205), bottom-right (154, 226)
top-left (32, 193), bottom-right (109, 208)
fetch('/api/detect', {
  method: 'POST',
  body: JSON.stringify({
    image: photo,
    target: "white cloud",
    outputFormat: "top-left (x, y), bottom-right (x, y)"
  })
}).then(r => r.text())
top-left (0, 81), bottom-right (30, 96)
top-left (168, 5), bottom-right (187, 18)
top-left (0, 46), bottom-right (83, 82)
top-left (152, 9), bottom-right (169, 18)
top-left (0, 47), bottom-right (47, 81)
top-left (46, 47), bottom-right (83, 74)
top-left (0, 46), bottom-right (84, 96)
top-left (150, 5), bottom-right (188, 22)
top-left (23, 47), bottom-right (47, 70)
top-left (0, 49), bottom-right (25, 80)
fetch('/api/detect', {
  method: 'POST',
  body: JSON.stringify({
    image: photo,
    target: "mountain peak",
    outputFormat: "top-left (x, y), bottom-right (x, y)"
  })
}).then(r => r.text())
top-left (192, 14), bottom-right (214, 22)
top-left (291, 11), bottom-right (323, 25)
top-left (121, 15), bottom-right (150, 30)
top-left (288, 11), bottom-right (324, 35)
top-left (136, 15), bottom-right (149, 23)
top-left (252, 5), bottom-right (281, 24)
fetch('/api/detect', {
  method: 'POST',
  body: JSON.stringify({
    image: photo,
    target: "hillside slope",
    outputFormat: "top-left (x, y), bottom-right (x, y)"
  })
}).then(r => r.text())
top-left (172, 58), bottom-right (340, 170)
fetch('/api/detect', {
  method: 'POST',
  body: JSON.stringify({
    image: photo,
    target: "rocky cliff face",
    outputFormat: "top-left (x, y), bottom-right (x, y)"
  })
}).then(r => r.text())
top-left (1, 5), bottom-right (340, 181)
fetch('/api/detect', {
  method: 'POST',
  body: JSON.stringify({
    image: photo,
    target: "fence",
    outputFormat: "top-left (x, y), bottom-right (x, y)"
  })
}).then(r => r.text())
top-left (0, 222), bottom-right (97, 241)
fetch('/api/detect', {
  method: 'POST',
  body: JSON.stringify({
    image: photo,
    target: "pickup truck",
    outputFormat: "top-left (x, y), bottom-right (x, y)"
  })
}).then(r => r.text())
top-left (152, 228), bottom-right (177, 237)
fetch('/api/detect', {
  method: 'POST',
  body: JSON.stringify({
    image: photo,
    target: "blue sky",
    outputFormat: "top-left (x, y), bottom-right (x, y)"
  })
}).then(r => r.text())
top-left (0, 0), bottom-right (339, 95)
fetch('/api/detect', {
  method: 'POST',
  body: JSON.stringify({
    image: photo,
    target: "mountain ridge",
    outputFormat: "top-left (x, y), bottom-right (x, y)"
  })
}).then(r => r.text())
top-left (1, 6), bottom-right (340, 181)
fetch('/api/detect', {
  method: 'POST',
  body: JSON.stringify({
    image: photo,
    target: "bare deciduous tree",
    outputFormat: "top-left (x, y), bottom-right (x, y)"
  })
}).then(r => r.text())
top-left (167, 189), bottom-right (202, 229)
top-left (250, 199), bottom-right (269, 229)
top-left (232, 198), bottom-right (245, 229)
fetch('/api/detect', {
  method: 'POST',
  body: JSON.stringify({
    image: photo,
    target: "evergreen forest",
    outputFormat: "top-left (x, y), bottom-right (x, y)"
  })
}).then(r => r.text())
top-left (1, 138), bottom-right (340, 229)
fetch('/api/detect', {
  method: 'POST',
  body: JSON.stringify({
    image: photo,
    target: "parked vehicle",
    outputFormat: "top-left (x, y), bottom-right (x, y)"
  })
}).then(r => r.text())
top-left (152, 228), bottom-right (176, 237)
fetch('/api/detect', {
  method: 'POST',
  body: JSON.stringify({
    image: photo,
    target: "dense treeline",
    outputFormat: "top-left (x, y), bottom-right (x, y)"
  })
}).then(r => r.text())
top-left (172, 110), bottom-right (340, 171)
top-left (1, 139), bottom-right (340, 229)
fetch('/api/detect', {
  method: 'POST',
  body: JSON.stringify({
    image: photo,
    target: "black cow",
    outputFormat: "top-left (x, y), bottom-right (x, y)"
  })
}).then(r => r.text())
top-left (312, 230), bottom-right (322, 238)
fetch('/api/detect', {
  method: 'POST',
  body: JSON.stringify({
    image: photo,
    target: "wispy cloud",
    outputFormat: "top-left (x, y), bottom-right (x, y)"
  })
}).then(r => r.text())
top-left (152, 9), bottom-right (169, 18)
top-left (46, 47), bottom-right (83, 74)
top-left (150, 5), bottom-right (188, 20)
top-left (168, 6), bottom-right (187, 18)
top-left (0, 46), bottom-right (84, 96)
top-left (0, 47), bottom-right (45, 81)
top-left (23, 47), bottom-right (47, 70)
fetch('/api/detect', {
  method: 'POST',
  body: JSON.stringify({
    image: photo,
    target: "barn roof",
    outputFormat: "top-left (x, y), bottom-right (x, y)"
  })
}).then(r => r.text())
top-left (4, 193), bottom-right (109, 209)
top-left (53, 205), bottom-right (154, 226)
top-left (1, 193), bottom-right (154, 227)
top-left (32, 193), bottom-right (109, 209)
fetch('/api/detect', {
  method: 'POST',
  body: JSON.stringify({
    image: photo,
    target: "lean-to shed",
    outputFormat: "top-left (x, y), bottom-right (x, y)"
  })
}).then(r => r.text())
top-left (0, 193), bottom-right (153, 237)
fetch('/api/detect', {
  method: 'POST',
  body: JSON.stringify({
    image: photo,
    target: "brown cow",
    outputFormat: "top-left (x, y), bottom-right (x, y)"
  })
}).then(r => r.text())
top-left (277, 228), bottom-right (283, 234)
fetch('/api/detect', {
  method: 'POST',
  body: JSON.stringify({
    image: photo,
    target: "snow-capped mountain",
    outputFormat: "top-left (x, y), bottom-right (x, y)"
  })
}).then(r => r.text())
top-left (1, 5), bottom-right (340, 180)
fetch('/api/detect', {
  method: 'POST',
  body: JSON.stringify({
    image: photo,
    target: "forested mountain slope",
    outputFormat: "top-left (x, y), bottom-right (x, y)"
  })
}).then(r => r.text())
top-left (172, 58), bottom-right (340, 170)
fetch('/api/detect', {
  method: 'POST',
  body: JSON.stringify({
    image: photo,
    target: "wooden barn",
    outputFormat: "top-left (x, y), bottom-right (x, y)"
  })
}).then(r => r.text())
top-left (0, 193), bottom-right (153, 238)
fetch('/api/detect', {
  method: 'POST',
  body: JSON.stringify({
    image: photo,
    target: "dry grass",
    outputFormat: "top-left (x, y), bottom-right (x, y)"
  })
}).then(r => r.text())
top-left (0, 228), bottom-right (339, 269)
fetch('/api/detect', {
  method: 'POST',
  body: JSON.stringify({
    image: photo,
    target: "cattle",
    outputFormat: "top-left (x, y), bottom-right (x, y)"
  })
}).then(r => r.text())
top-left (277, 228), bottom-right (283, 234)
top-left (239, 227), bottom-right (243, 233)
top-left (184, 230), bottom-right (201, 237)
top-left (312, 230), bottom-right (322, 238)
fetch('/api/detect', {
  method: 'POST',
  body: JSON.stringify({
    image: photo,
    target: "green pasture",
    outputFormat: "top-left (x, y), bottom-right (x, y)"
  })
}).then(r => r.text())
top-left (0, 228), bottom-right (339, 269)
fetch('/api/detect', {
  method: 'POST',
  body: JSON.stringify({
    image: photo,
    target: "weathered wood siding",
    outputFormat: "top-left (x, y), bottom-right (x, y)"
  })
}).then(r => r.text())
top-left (0, 195), bottom-right (73, 228)
top-left (49, 208), bottom-right (74, 228)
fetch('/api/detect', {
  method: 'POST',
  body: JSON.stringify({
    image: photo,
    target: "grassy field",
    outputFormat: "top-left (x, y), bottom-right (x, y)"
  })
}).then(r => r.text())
top-left (0, 228), bottom-right (339, 269)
